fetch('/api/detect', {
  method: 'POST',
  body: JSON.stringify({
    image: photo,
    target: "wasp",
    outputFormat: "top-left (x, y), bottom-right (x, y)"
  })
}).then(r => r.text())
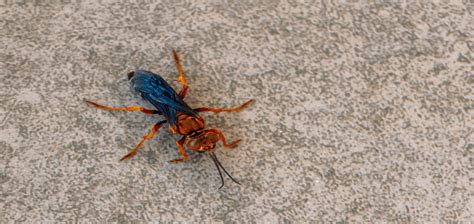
top-left (85, 49), bottom-right (254, 188)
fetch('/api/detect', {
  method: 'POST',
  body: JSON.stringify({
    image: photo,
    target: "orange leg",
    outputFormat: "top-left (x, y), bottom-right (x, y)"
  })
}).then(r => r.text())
top-left (120, 120), bottom-right (166, 161)
top-left (169, 136), bottom-right (188, 163)
top-left (172, 49), bottom-right (188, 98)
top-left (194, 99), bottom-right (255, 113)
top-left (85, 100), bottom-right (161, 115)
top-left (208, 128), bottom-right (241, 148)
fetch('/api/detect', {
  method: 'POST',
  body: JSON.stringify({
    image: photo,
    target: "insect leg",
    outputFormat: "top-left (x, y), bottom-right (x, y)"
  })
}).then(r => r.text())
top-left (194, 99), bottom-right (255, 113)
top-left (85, 100), bottom-right (162, 115)
top-left (172, 49), bottom-right (188, 98)
top-left (169, 136), bottom-right (188, 163)
top-left (120, 120), bottom-right (167, 161)
top-left (208, 128), bottom-right (241, 148)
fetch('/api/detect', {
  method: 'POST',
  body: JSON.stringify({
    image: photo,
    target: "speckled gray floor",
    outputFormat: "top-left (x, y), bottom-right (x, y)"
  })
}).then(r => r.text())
top-left (1, 0), bottom-right (473, 222)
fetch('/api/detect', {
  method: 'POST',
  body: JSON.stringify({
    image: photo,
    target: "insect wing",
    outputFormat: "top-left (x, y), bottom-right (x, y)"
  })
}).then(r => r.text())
top-left (130, 70), bottom-right (198, 126)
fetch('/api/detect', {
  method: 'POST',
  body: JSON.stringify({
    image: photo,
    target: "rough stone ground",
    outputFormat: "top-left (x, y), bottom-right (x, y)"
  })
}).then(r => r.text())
top-left (1, 0), bottom-right (472, 222)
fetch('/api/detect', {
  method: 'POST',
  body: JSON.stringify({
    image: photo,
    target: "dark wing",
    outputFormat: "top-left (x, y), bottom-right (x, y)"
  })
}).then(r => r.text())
top-left (130, 70), bottom-right (198, 127)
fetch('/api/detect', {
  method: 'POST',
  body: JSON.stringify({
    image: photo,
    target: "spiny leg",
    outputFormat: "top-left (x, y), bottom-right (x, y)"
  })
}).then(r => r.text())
top-left (120, 120), bottom-right (167, 161)
top-left (169, 136), bottom-right (188, 163)
top-left (172, 49), bottom-right (188, 98)
top-left (85, 100), bottom-right (162, 115)
top-left (194, 99), bottom-right (255, 113)
top-left (208, 128), bottom-right (241, 148)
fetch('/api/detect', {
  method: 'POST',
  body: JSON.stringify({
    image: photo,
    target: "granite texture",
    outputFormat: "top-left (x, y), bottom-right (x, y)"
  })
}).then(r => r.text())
top-left (1, 0), bottom-right (473, 222)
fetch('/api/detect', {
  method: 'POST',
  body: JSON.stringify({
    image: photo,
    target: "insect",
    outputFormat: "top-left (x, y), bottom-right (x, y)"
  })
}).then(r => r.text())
top-left (85, 49), bottom-right (254, 188)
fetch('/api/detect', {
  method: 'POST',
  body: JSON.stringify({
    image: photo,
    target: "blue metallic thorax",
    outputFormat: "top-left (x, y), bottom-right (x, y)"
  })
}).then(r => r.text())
top-left (129, 70), bottom-right (198, 127)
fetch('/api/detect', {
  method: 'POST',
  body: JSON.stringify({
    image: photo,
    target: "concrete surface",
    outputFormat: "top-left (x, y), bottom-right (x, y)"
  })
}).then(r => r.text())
top-left (1, 0), bottom-right (473, 222)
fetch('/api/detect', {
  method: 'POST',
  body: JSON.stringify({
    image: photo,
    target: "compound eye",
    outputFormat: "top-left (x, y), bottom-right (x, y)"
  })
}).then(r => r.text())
top-left (187, 139), bottom-right (202, 150)
top-left (207, 133), bottom-right (219, 143)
